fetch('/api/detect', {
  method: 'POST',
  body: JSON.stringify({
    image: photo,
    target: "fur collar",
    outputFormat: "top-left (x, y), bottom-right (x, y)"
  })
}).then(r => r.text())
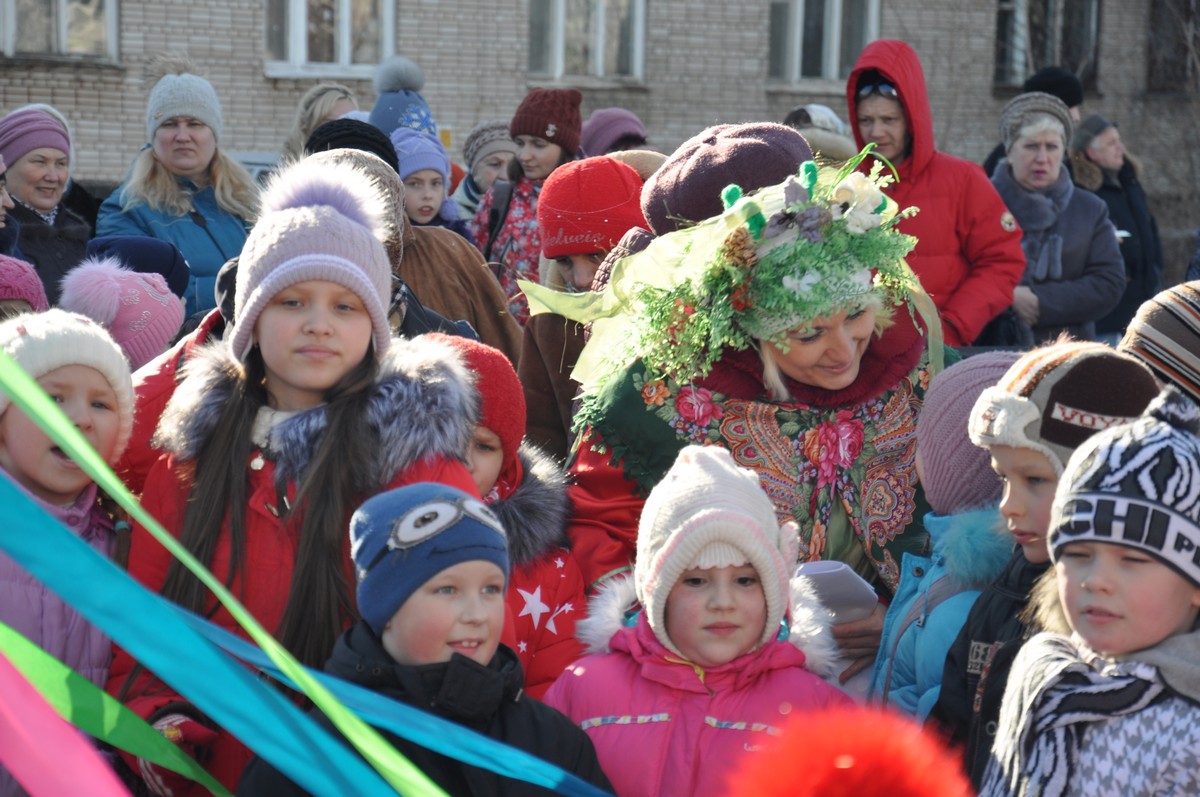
top-left (928, 508), bottom-right (1015, 590)
top-left (153, 334), bottom-right (478, 492)
top-left (1070, 149), bottom-right (1143, 193)
top-left (578, 573), bottom-right (840, 679)
top-left (489, 444), bottom-right (570, 567)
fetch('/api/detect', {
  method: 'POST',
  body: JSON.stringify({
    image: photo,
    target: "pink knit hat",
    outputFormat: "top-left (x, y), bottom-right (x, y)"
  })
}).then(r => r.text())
top-left (915, 351), bottom-right (1021, 515)
top-left (59, 257), bottom-right (185, 372)
top-left (0, 255), bottom-right (49, 313)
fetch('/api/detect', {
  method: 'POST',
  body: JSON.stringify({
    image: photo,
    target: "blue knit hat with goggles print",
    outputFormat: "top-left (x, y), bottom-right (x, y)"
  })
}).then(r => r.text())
top-left (350, 483), bottom-right (510, 636)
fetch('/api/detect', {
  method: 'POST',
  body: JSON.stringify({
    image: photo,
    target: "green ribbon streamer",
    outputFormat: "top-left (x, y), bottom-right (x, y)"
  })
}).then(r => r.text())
top-left (0, 348), bottom-right (446, 796)
top-left (0, 621), bottom-right (232, 797)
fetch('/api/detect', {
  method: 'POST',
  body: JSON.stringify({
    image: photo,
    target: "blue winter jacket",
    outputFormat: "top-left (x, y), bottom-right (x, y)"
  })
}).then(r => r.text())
top-left (868, 507), bottom-right (1012, 720)
top-left (97, 180), bottom-right (249, 316)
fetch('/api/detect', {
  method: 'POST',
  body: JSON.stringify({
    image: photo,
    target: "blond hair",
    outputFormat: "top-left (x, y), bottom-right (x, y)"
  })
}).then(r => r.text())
top-left (118, 146), bottom-right (259, 221)
top-left (757, 300), bottom-right (895, 402)
top-left (281, 83), bottom-right (358, 161)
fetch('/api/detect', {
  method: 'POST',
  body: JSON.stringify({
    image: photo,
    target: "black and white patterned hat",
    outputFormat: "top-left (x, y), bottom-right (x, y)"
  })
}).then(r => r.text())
top-left (1049, 387), bottom-right (1200, 587)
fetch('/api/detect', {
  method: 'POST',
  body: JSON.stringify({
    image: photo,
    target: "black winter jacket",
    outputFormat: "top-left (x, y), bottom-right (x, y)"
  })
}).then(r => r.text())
top-left (237, 622), bottom-right (613, 796)
top-left (9, 202), bottom-right (89, 305)
top-left (927, 549), bottom-right (1050, 789)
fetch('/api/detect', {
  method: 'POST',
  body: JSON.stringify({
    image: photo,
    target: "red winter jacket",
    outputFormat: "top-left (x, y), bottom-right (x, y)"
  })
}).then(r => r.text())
top-left (847, 39), bottom-right (1025, 346)
top-left (106, 337), bottom-right (482, 795)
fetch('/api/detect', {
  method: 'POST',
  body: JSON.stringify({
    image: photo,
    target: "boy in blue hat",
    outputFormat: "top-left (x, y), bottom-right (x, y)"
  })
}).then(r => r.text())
top-left (238, 483), bottom-right (612, 795)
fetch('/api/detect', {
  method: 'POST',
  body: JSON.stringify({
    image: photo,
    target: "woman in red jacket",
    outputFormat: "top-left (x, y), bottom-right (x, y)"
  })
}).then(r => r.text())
top-left (847, 39), bottom-right (1025, 347)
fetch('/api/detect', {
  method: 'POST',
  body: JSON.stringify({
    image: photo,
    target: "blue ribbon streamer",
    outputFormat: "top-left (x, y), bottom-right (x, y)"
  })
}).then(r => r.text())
top-left (0, 476), bottom-right (402, 797)
top-left (179, 612), bottom-right (612, 797)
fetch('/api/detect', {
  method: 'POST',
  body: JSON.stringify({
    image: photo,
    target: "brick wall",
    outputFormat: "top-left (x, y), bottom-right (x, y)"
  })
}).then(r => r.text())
top-left (1, 0), bottom-right (1196, 279)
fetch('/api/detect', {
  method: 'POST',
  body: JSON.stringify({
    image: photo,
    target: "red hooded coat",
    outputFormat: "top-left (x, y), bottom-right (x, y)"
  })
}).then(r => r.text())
top-left (847, 40), bottom-right (1025, 346)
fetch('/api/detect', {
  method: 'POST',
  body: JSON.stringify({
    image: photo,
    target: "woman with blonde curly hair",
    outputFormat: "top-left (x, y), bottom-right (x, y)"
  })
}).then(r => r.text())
top-left (98, 63), bottom-right (258, 316)
top-left (280, 82), bottom-right (358, 162)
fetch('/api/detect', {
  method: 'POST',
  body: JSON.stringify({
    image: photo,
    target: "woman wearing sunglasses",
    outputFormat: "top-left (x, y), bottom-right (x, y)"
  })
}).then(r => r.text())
top-left (847, 40), bottom-right (1025, 349)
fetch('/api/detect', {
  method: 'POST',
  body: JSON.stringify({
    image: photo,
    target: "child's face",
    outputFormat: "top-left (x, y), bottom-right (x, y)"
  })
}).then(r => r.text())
top-left (0, 364), bottom-right (120, 505)
top-left (1057, 541), bottom-right (1200, 656)
top-left (514, 135), bottom-right (564, 181)
top-left (381, 560), bottom-right (506, 666)
top-left (253, 280), bottom-right (373, 411)
top-left (465, 425), bottom-right (504, 498)
top-left (402, 169), bottom-right (445, 225)
top-left (990, 444), bottom-right (1059, 564)
top-left (665, 564), bottom-right (766, 668)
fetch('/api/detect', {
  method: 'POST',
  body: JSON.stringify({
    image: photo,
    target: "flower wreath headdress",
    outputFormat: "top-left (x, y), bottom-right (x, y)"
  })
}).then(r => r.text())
top-left (521, 147), bottom-right (942, 395)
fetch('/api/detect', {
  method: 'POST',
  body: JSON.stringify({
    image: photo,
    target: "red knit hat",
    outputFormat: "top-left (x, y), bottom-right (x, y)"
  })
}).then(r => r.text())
top-left (431, 333), bottom-right (526, 496)
top-left (538, 156), bottom-right (648, 259)
top-left (510, 87), bottom-right (582, 156)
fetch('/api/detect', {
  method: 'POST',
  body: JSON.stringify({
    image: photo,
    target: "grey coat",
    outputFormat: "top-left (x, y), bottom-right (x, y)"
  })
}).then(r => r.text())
top-left (992, 162), bottom-right (1124, 345)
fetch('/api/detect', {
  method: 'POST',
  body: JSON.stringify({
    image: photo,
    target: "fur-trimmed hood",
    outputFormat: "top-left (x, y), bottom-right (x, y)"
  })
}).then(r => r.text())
top-left (577, 573), bottom-right (840, 679)
top-left (1069, 148), bottom-right (1143, 193)
top-left (928, 507), bottom-right (1014, 591)
top-left (489, 443), bottom-right (570, 567)
top-left (152, 334), bottom-right (478, 492)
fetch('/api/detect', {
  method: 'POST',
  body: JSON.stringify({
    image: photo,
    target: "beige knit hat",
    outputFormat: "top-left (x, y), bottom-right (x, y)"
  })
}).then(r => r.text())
top-left (636, 445), bottom-right (797, 658)
top-left (0, 309), bottom-right (134, 462)
top-left (1000, 91), bottom-right (1074, 153)
top-left (228, 157), bottom-right (393, 363)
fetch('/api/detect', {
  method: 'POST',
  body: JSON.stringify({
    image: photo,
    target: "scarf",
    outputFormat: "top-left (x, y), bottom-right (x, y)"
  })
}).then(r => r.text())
top-left (981, 633), bottom-right (1165, 797)
top-left (991, 161), bottom-right (1074, 283)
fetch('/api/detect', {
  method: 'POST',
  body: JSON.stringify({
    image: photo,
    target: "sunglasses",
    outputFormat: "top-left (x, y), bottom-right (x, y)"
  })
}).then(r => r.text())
top-left (857, 82), bottom-right (900, 100)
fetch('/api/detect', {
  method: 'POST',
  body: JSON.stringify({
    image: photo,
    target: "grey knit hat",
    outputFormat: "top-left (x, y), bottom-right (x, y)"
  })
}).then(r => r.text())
top-left (229, 158), bottom-right (393, 363)
top-left (146, 72), bottom-right (224, 142)
top-left (999, 91), bottom-right (1073, 153)
top-left (1070, 114), bottom-right (1116, 153)
top-left (461, 119), bottom-right (517, 171)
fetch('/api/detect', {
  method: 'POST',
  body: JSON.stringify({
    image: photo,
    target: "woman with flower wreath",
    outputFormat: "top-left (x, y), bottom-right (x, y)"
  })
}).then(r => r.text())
top-left (522, 152), bottom-right (945, 683)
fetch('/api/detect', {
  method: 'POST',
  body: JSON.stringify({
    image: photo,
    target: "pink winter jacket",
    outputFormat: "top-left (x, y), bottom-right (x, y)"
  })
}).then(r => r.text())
top-left (544, 580), bottom-right (850, 797)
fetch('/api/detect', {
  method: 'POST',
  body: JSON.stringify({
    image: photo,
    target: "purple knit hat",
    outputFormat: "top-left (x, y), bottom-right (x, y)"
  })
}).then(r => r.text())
top-left (916, 351), bottom-right (1022, 515)
top-left (640, 122), bottom-right (813, 234)
top-left (0, 255), bottom-right (49, 313)
top-left (229, 158), bottom-right (393, 364)
top-left (389, 128), bottom-right (449, 182)
top-left (581, 107), bottom-right (647, 156)
top-left (0, 108), bottom-right (71, 169)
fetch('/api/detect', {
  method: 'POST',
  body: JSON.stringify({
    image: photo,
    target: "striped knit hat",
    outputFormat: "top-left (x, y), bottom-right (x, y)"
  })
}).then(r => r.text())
top-left (969, 341), bottom-right (1161, 475)
top-left (1119, 281), bottom-right (1200, 405)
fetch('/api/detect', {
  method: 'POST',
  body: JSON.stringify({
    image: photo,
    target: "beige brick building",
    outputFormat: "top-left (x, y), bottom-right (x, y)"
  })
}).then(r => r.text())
top-left (2, 0), bottom-right (1197, 275)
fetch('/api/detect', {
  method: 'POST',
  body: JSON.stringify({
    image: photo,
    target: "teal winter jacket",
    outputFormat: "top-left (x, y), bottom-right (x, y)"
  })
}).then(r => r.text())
top-left (98, 180), bottom-right (249, 316)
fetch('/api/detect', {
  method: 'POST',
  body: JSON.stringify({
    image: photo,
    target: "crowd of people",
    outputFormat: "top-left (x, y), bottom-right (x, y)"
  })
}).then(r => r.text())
top-left (0, 40), bottom-right (1196, 797)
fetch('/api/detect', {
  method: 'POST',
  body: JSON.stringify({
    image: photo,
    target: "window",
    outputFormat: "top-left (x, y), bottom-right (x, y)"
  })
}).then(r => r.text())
top-left (1148, 0), bottom-right (1200, 92)
top-left (265, 0), bottom-right (394, 78)
top-left (767, 0), bottom-right (879, 83)
top-left (528, 0), bottom-right (645, 80)
top-left (994, 0), bottom-right (1100, 88)
top-left (0, 0), bottom-right (117, 58)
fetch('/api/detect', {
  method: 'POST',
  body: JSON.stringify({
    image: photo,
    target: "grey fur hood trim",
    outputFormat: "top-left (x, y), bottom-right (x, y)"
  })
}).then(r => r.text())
top-left (1070, 149), bottom-right (1143, 193)
top-left (489, 443), bottom-right (570, 568)
top-left (153, 334), bottom-right (478, 492)
top-left (576, 573), bottom-right (840, 679)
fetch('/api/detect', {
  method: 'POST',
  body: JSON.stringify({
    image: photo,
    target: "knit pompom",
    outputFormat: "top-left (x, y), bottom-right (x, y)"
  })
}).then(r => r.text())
top-left (58, 256), bottom-right (128, 325)
top-left (258, 158), bottom-right (387, 246)
top-left (372, 55), bottom-right (424, 94)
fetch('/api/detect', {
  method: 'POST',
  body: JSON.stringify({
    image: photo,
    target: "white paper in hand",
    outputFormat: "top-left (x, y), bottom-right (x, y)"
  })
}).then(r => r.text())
top-left (792, 560), bottom-right (878, 624)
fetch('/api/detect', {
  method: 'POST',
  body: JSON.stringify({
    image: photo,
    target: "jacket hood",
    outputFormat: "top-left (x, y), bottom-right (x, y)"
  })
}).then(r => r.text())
top-left (153, 333), bottom-right (477, 492)
top-left (1127, 627), bottom-right (1200, 703)
top-left (1069, 148), bottom-right (1142, 193)
top-left (578, 573), bottom-right (840, 679)
top-left (847, 39), bottom-right (935, 177)
top-left (488, 443), bottom-right (570, 567)
top-left (926, 507), bottom-right (1014, 590)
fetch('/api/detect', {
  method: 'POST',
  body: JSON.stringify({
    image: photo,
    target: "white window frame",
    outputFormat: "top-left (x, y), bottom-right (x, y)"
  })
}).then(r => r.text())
top-left (531, 0), bottom-right (646, 82)
top-left (264, 0), bottom-right (395, 79)
top-left (768, 0), bottom-right (880, 85)
top-left (994, 0), bottom-right (1100, 87)
top-left (0, 0), bottom-right (119, 59)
